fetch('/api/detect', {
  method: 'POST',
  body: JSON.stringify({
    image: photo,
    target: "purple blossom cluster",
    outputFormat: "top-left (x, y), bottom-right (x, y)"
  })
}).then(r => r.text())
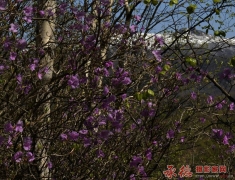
top-left (212, 129), bottom-right (233, 146)
top-left (67, 75), bottom-right (80, 89)
top-left (4, 120), bottom-right (23, 134)
top-left (112, 68), bottom-right (132, 86)
top-left (130, 155), bottom-right (148, 179)
top-left (13, 151), bottom-right (35, 163)
top-left (23, 6), bottom-right (33, 23)
top-left (152, 50), bottom-right (162, 62)
top-left (1, 121), bottom-right (35, 163)
top-left (15, 74), bottom-right (32, 94)
top-left (0, 0), bottom-right (235, 179)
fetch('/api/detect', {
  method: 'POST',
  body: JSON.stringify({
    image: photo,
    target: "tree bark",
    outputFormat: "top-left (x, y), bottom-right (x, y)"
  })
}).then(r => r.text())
top-left (36, 0), bottom-right (56, 179)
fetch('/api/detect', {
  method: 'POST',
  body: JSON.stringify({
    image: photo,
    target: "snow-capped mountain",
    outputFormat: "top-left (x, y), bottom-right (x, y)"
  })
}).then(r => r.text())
top-left (147, 29), bottom-right (235, 46)
top-left (145, 29), bottom-right (235, 97)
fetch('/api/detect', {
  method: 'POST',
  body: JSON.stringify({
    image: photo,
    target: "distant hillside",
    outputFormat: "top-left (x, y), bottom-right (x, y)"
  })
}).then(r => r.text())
top-left (143, 29), bottom-right (235, 97)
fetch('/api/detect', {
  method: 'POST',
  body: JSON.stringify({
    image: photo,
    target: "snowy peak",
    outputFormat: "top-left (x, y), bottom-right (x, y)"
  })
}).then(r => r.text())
top-left (145, 29), bottom-right (235, 47)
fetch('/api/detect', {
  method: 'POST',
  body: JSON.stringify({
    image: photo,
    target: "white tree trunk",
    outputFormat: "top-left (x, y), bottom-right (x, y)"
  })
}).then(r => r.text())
top-left (36, 0), bottom-right (56, 179)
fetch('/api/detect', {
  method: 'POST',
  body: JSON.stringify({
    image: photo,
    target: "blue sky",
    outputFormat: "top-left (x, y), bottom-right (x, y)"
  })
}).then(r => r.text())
top-left (134, 1), bottom-right (235, 39)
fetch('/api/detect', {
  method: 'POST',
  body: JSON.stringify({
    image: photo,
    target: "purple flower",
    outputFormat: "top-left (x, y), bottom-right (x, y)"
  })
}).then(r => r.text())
top-left (9, 23), bottom-right (18, 33)
top-left (0, 0), bottom-right (7, 10)
top-left (182, 78), bottom-right (190, 85)
top-left (17, 39), bottom-right (27, 50)
top-left (103, 86), bottom-right (109, 96)
top-left (24, 84), bottom-right (31, 94)
top-left (16, 74), bottom-right (22, 84)
top-left (4, 39), bottom-right (12, 51)
top-left (32, 57), bottom-right (40, 64)
top-left (99, 130), bottom-right (110, 140)
top-left (140, 27), bottom-right (145, 32)
top-left (212, 129), bottom-right (223, 139)
top-left (223, 135), bottom-right (229, 145)
top-left (97, 149), bottom-right (105, 158)
top-left (180, 136), bottom-right (185, 143)
top-left (39, 48), bottom-right (45, 56)
top-left (130, 25), bottom-right (137, 33)
top-left (47, 161), bottom-right (53, 169)
top-left (23, 16), bottom-right (32, 23)
top-left (29, 64), bottom-right (36, 71)
top-left (83, 138), bottom-right (91, 147)
top-left (104, 61), bottom-right (113, 68)
top-left (134, 15), bottom-right (141, 21)
top-left (23, 6), bottom-right (33, 23)
top-left (196, 75), bottom-right (202, 83)
top-left (152, 50), bottom-right (162, 62)
top-left (145, 149), bottom-right (152, 160)
top-left (68, 75), bottom-right (79, 89)
top-left (147, 102), bottom-right (153, 108)
top-left (121, 93), bottom-right (127, 100)
top-left (0, 65), bottom-right (5, 71)
top-left (43, 66), bottom-right (49, 74)
top-left (155, 66), bottom-right (162, 74)
top-left (215, 103), bottom-right (223, 110)
top-left (15, 120), bottom-right (23, 132)
top-left (14, 151), bottom-right (23, 163)
top-left (229, 144), bottom-right (235, 152)
top-left (190, 73), bottom-right (197, 81)
top-left (155, 36), bottom-right (164, 46)
top-left (7, 136), bottom-right (12, 148)
top-left (112, 121), bottom-right (123, 130)
top-left (200, 117), bottom-right (206, 123)
top-left (104, 22), bottom-right (111, 28)
top-left (26, 152), bottom-right (35, 162)
top-left (75, 11), bottom-right (86, 20)
top-left (101, 0), bottom-right (110, 6)
top-left (207, 95), bottom-right (213, 105)
top-left (166, 129), bottom-right (175, 139)
top-left (220, 68), bottom-right (231, 80)
top-left (94, 67), bottom-right (102, 75)
top-left (47, 9), bottom-right (54, 16)
top-left (229, 103), bottom-right (234, 110)
top-left (121, 77), bottom-right (131, 85)
top-left (103, 68), bottom-right (109, 77)
top-left (130, 156), bottom-right (142, 167)
top-left (119, 0), bottom-right (125, 6)
top-left (191, 92), bottom-right (197, 100)
top-left (175, 121), bottom-right (180, 128)
top-left (153, 140), bottom-right (157, 145)
top-left (221, 100), bottom-right (226, 104)
top-left (225, 132), bottom-right (233, 140)
top-left (23, 6), bottom-right (33, 16)
top-left (37, 71), bottom-right (43, 79)
top-left (60, 133), bottom-right (67, 141)
top-left (39, 10), bottom-right (45, 17)
top-left (130, 174), bottom-right (136, 180)
top-left (4, 122), bottom-right (14, 133)
top-left (68, 131), bottom-right (79, 141)
top-left (175, 72), bottom-right (182, 80)
top-left (9, 52), bottom-right (17, 61)
top-left (102, 95), bottom-right (116, 108)
top-left (58, 3), bottom-right (67, 13)
top-left (141, 108), bottom-right (155, 117)
top-left (23, 137), bottom-right (32, 151)
top-left (79, 129), bottom-right (88, 135)
top-left (138, 165), bottom-right (147, 177)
